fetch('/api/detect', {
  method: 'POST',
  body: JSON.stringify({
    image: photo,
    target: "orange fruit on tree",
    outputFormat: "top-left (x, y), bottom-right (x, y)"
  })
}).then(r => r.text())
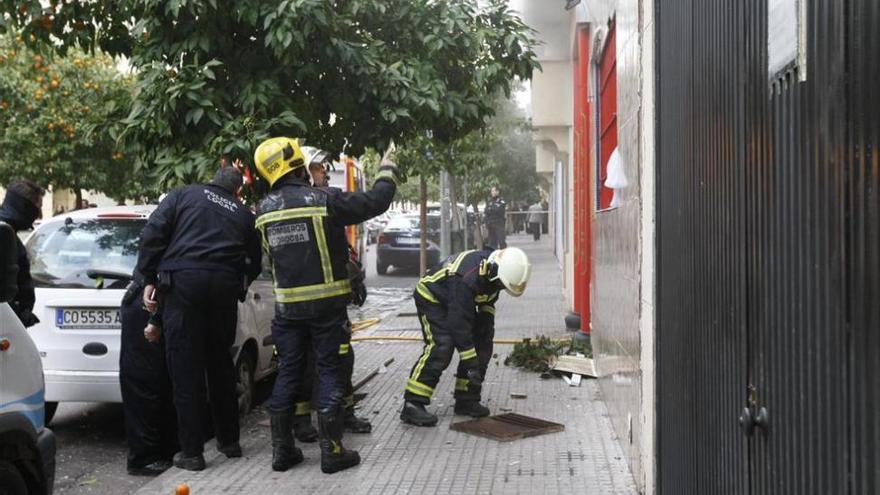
top-left (50, 80), bottom-right (59, 89)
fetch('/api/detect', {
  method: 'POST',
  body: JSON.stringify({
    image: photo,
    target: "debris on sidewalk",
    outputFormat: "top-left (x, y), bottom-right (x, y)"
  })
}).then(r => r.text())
top-left (503, 335), bottom-right (569, 372)
top-left (351, 317), bottom-right (381, 333)
top-left (450, 413), bottom-right (564, 441)
top-left (551, 354), bottom-right (597, 379)
top-left (510, 392), bottom-right (528, 399)
top-left (352, 357), bottom-right (395, 391)
top-left (561, 374), bottom-right (583, 387)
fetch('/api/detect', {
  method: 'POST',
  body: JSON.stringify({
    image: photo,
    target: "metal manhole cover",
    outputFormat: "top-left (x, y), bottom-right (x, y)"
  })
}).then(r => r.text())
top-left (450, 413), bottom-right (564, 441)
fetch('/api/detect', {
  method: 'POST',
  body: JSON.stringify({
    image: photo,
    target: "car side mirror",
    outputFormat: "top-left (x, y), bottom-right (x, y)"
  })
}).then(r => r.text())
top-left (0, 222), bottom-right (19, 303)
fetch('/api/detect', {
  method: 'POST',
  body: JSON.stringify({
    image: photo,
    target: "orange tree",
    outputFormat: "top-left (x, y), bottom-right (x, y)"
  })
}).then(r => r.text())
top-left (0, 33), bottom-right (143, 204)
top-left (1, 0), bottom-right (539, 189)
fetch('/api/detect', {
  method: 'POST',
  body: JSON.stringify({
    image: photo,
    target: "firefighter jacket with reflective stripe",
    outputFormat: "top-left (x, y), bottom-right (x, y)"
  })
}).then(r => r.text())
top-left (414, 249), bottom-right (502, 358)
top-left (256, 174), bottom-right (395, 318)
top-left (137, 183), bottom-right (262, 286)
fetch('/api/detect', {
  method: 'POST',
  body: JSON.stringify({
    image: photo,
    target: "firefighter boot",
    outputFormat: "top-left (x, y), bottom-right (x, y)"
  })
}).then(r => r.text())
top-left (454, 400), bottom-right (491, 418)
top-left (317, 408), bottom-right (361, 474)
top-left (343, 406), bottom-right (373, 433)
top-left (292, 414), bottom-right (319, 443)
top-left (400, 401), bottom-right (439, 427)
top-left (270, 412), bottom-right (304, 472)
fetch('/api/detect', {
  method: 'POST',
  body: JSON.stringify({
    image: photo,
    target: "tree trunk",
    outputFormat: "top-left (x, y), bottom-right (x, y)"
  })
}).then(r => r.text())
top-left (448, 172), bottom-right (458, 252)
top-left (74, 187), bottom-right (83, 210)
top-left (419, 176), bottom-right (428, 277)
top-left (472, 200), bottom-right (484, 250)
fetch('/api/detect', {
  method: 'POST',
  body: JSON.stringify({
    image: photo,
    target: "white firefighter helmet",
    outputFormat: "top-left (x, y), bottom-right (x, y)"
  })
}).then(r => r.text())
top-left (487, 247), bottom-right (531, 297)
top-left (300, 145), bottom-right (332, 167)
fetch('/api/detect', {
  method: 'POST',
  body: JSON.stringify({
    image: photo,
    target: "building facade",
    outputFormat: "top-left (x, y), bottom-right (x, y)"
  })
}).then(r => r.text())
top-left (520, 0), bottom-right (879, 493)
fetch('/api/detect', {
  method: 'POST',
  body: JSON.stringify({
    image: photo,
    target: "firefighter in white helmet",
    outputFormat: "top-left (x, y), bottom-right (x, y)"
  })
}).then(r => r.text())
top-left (401, 246), bottom-right (531, 426)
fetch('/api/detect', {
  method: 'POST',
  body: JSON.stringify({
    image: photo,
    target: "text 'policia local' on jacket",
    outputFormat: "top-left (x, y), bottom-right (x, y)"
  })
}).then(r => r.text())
top-left (415, 249), bottom-right (501, 358)
top-left (138, 184), bottom-right (262, 285)
top-left (256, 172), bottom-right (396, 318)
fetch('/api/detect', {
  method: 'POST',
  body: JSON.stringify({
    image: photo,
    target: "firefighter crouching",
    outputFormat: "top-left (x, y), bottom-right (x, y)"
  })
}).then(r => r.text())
top-left (253, 137), bottom-right (399, 473)
top-left (400, 247), bottom-right (531, 426)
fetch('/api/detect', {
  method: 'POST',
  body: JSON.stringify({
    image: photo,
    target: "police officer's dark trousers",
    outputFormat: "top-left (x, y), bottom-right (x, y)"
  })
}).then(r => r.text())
top-left (486, 222), bottom-right (507, 249)
top-left (163, 269), bottom-right (240, 456)
top-left (270, 311), bottom-right (348, 414)
top-left (119, 289), bottom-right (178, 469)
top-left (405, 296), bottom-right (464, 404)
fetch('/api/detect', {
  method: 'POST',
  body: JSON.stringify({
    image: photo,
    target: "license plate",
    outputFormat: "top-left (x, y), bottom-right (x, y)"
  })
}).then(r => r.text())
top-left (55, 308), bottom-right (122, 329)
top-left (396, 238), bottom-right (420, 245)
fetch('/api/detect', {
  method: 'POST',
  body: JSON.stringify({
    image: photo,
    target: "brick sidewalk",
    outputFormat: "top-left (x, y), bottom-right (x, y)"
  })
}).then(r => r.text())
top-left (138, 236), bottom-right (637, 494)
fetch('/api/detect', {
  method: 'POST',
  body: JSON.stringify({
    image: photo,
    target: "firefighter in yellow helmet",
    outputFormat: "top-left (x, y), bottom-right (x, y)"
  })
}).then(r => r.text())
top-left (253, 137), bottom-right (399, 473)
top-left (401, 247), bottom-right (531, 426)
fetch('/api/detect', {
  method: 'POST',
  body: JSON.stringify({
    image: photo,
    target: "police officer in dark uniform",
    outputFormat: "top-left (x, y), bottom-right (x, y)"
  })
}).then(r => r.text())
top-left (253, 137), bottom-right (398, 474)
top-left (484, 187), bottom-right (507, 249)
top-left (400, 247), bottom-right (531, 426)
top-left (0, 179), bottom-right (45, 328)
top-left (136, 167), bottom-right (262, 471)
top-left (119, 278), bottom-right (178, 476)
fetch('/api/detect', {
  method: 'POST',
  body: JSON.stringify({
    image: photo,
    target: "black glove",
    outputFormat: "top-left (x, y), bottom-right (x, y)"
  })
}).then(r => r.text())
top-left (462, 357), bottom-right (482, 387)
top-left (466, 367), bottom-right (483, 388)
top-left (19, 310), bottom-right (40, 328)
top-left (122, 280), bottom-right (140, 306)
top-left (347, 259), bottom-right (367, 307)
top-left (351, 278), bottom-right (367, 307)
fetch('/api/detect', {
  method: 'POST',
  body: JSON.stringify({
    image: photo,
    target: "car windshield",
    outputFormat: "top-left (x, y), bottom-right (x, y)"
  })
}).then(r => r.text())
top-left (26, 218), bottom-right (146, 288)
top-left (385, 216), bottom-right (440, 231)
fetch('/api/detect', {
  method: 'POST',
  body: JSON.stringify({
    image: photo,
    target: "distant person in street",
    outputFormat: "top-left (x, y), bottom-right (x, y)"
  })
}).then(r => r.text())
top-left (0, 180), bottom-right (44, 327)
top-left (484, 187), bottom-right (507, 249)
top-left (512, 202), bottom-right (525, 233)
top-left (136, 167), bottom-right (262, 471)
top-left (400, 247), bottom-right (531, 426)
top-left (253, 137), bottom-right (397, 474)
top-left (118, 277), bottom-right (178, 476)
top-left (528, 202), bottom-right (544, 241)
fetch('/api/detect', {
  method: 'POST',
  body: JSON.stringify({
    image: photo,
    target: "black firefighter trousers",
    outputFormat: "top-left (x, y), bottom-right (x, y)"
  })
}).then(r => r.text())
top-left (404, 296), bottom-right (494, 405)
top-left (163, 269), bottom-right (240, 456)
top-left (269, 311), bottom-right (349, 415)
top-left (293, 321), bottom-right (357, 417)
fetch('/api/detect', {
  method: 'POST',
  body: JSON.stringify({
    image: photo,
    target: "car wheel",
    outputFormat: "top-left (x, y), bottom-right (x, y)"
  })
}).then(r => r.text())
top-left (376, 260), bottom-right (389, 275)
top-left (0, 460), bottom-right (29, 495)
top-left (236, 349), bottom-right (256, 415)
top-left (44, 401), bottom-right (58, 425)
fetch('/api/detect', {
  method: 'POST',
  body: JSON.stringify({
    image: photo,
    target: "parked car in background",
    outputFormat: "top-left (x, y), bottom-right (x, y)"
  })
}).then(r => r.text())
top-left (365, 212), bottom-right (392, 245)
top-left (24, 206), bottom-right (277, 423)
top-left (376, 214), bottom-right (441, 274)
top-left (0, 222), bottom-right (56, 495)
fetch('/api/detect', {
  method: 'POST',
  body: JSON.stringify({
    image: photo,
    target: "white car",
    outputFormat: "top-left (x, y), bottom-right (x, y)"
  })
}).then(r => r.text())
top-left (24, 206), bottom-right (277, 423)
top-left (0, 222), bottom-right (55, 495)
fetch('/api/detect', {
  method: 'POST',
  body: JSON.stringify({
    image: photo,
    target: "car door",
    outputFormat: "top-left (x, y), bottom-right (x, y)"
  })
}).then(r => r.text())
top-left (248, 258), bottom-right (277, 378)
